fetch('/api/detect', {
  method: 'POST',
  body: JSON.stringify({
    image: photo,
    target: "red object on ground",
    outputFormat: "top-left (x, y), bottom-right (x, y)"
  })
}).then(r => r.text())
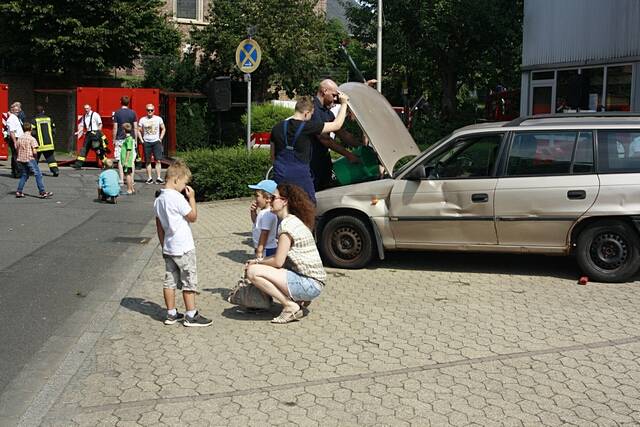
top-left (0, 83), bottom-right (9, 160)
top-left (76, 87), bottom-right (160, 165)
top-left (578, 276), bottom-right (589, 285)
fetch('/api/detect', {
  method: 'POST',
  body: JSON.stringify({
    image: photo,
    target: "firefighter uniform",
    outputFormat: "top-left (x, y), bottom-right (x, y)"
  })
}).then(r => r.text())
top-left (32, 112), bottom-right (59, 176)
top-left (74, 111), bottom-right (109, 168)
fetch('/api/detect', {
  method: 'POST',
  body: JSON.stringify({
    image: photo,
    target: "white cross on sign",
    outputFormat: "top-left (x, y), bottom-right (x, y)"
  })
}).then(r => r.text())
top-left (235, 39), bottom-right (262, 74)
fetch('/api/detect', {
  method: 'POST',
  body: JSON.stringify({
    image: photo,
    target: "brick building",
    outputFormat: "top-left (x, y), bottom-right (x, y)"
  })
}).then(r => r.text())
top-left (162, 0), bottom-right (352, 35)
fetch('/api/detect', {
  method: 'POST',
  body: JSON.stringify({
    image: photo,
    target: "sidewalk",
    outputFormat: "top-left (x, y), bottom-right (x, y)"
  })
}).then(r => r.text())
top-left (24, 199), bottom-right (640, 426)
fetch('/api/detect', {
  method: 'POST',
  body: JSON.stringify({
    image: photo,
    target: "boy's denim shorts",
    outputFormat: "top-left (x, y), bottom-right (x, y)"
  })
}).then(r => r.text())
top-left (163, 249), bottom-right (198, 292)
top-left (286, 270), bottom-right (322, 301)
top-left (264, 247), bottom-right (276, 257)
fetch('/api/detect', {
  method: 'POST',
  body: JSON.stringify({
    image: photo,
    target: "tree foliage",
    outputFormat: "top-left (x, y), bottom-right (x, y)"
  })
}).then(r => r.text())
top-left (0, 0), bottom-right (181, 76)
top-left (192, 0), bottom-right (348, 100)
top-left (345, 0), bottom-right (523, 118)
top-left (143, 52), bottom-right (203, 92)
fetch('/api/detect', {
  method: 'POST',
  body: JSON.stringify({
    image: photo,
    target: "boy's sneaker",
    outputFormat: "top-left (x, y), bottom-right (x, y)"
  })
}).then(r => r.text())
top-left (184, 312), bottom-right (213, 327)
top-left (15, 192), bottom-right (24, 198)
top-left (164, 312), bottom-right (185, 325)
top-left (156, 177), bottom-right (164, 184)
top-left (39, 191), bottom-right (53, 199)
top-left (145, 178), bottom-right (153, 184)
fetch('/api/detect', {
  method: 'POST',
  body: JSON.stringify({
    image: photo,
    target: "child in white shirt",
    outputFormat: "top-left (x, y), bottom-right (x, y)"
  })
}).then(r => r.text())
top-left (154, 160), bottom-right (212, 327)
top-left (247, 179), bottom-right (279, 259)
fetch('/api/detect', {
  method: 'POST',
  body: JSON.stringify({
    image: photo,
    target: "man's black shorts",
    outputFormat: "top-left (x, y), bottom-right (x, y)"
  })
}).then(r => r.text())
top-left (143, 140), bottom-right (163, 162)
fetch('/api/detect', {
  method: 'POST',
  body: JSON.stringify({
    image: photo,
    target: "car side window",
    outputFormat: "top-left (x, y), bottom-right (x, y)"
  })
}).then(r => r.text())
top-left (507, 131), bottom-right (585, 176)
top-left (424, 134), bottom-right (502, 179)
top-left (597, 130), bottom-right (640, 173)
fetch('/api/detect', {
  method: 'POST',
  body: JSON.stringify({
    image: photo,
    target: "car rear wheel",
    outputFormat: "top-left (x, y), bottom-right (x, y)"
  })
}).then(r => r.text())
top-left (576, 220), bottom-right (640, 282)
top-left (319, 215), bottom-right (375, 269)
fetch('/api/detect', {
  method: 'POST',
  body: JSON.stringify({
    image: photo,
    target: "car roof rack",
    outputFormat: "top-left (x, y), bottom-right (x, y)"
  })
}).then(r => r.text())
top-left (504, 112), bottom-right (640, 127)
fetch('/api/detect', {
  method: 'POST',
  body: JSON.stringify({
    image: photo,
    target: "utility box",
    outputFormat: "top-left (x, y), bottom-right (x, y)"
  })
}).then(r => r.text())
top-left (0, 84), bottom-right (8, 160)
top-left (76, 87), bottom-right (160, 163)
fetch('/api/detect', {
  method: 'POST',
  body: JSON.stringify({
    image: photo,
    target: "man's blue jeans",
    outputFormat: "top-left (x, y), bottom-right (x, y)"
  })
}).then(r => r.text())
top-left (17, 160), bottom-right (45, 194)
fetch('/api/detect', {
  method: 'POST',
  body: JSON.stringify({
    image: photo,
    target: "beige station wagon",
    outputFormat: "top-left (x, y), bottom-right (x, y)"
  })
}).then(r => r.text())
top-left (315, 83), bottom-right (640, 282)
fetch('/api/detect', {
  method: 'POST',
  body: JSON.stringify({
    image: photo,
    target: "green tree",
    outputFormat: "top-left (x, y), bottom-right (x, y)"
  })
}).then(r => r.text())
top-left (345, 0), bottom-right (523, 118)
top-left (143, 52), bottom-right (204, 92)
top-left (192, 0), bottom-right (348, 100)
top-left (0, 0), bottom-right (181, 76)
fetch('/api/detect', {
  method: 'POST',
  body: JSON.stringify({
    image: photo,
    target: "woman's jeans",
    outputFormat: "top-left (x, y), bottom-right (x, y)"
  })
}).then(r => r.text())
top-left (17, 160), bottom-right (45, 194)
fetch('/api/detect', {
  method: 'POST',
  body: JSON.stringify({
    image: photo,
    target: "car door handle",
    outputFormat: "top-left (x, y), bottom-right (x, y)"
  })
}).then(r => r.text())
top-left (471, 193), bottom-right (489, 203)
top-left (567, 190), bottom-right (586, 200)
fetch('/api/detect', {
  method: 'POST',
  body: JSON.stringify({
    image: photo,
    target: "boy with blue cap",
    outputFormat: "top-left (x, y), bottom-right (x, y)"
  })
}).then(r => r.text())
top-left (248, 179), bottom-right (279, 260)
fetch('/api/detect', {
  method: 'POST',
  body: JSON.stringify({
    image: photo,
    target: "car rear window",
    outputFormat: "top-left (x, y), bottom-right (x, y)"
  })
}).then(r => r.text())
top-left (507, 131), bottom-right (594, 176)
top-left (597, 130), bottom-right (640, 173)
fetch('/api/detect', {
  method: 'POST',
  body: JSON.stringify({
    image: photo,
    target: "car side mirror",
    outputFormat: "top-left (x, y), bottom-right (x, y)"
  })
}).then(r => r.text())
top-left (405, 165), bottom-right (426, 180)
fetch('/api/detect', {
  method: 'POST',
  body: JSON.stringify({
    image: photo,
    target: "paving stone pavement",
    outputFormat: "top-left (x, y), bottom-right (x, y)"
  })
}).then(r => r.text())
top-left (36, 199), bottom-right (640, 426)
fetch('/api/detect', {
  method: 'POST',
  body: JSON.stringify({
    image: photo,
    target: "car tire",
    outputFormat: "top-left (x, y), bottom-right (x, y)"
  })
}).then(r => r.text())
top-left (319, 215), bottom-right (375, 269)
top-left (576, 220), bottom-right (640, 283)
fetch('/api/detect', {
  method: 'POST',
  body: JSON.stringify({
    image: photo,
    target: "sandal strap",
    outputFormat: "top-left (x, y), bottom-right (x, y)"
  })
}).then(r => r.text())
top-left (271, 309), bottom-right (302, 324)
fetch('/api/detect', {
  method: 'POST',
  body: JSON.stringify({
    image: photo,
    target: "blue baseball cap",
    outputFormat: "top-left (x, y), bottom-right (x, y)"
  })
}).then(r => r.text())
top-left (248, 179), bottom-right (277, 195)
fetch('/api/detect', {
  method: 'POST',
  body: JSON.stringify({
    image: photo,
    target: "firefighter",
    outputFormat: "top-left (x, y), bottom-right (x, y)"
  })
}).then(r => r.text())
top-left (74, 103), bottom-right (109, 169)
top-left (32, 105), bottom-right (59, 177)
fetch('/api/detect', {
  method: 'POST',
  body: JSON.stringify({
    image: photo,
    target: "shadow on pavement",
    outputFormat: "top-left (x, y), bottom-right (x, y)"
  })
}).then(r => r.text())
top-left (203, 287), bottom-right (279, 320)
top-left (232, 232), bottom-right (252, 237)
top-left (231, 232), bottom-right (253, 247)
top-left (221, 305), bottom-right (279, 321)
top-left (120, 297), bottom-right (165, 321)
top-left (217, 250), bottom-right (251, 263)
top-left (202, 287), bottom-right (232, 300)
top-left (367, 251), bottom-right (580, 280)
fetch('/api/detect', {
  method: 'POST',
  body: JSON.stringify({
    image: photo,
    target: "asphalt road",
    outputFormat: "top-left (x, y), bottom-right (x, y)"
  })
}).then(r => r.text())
top-left (0, 163), bottom-right (158, 395)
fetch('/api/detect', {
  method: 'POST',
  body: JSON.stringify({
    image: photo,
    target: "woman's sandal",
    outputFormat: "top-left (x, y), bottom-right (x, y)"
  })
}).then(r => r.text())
top-left (271, 309), bottom-right (303, 324)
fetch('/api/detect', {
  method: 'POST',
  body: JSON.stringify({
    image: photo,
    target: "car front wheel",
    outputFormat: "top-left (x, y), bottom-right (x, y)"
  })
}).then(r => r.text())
top-left (319, 215), bottom-right (375, 269)
top-left (576, 220), bottom-right (640, 282)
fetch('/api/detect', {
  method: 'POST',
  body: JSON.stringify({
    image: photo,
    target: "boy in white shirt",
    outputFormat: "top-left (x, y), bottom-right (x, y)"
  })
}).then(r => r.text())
top-left (154, 160), bottom-right (212, 327)
top-left (247, 180), bottom-right (279, 260)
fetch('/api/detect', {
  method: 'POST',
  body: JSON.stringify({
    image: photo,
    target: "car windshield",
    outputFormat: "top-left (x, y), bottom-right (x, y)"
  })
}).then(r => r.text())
top-left (393, 133), bottom-right (453, 176)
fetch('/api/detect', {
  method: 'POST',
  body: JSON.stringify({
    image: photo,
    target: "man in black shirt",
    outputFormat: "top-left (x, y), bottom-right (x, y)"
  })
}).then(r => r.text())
top-left (271, 93), bottom-right (350, 203)
top-left (309, 79), bottom-right (361, 191)
top-left (112, 96), bottom-right (138, 184)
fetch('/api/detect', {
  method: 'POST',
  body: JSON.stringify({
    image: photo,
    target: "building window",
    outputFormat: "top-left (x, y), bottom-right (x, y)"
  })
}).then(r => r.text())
top-left (173, 0), bottom-right (206, 22)
top-left (556, 67), bottom-right (603, 113)
top-left (177, 0), bottom-right (197, 19)
top-left (606, 65), bottom-right (632, 111)
top-left (529, 64), bottom-right (633, 115)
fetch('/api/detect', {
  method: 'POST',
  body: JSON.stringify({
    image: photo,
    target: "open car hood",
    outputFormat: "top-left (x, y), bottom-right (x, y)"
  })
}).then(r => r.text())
top-left (339, 82), bottom-right (421, 175)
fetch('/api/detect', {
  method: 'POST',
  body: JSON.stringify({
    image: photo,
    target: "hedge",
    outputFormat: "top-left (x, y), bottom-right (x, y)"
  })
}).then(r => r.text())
top-left (181, 147), bottom-right (271, 201)
top-left (241, 103), bottom-right (293, 133)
